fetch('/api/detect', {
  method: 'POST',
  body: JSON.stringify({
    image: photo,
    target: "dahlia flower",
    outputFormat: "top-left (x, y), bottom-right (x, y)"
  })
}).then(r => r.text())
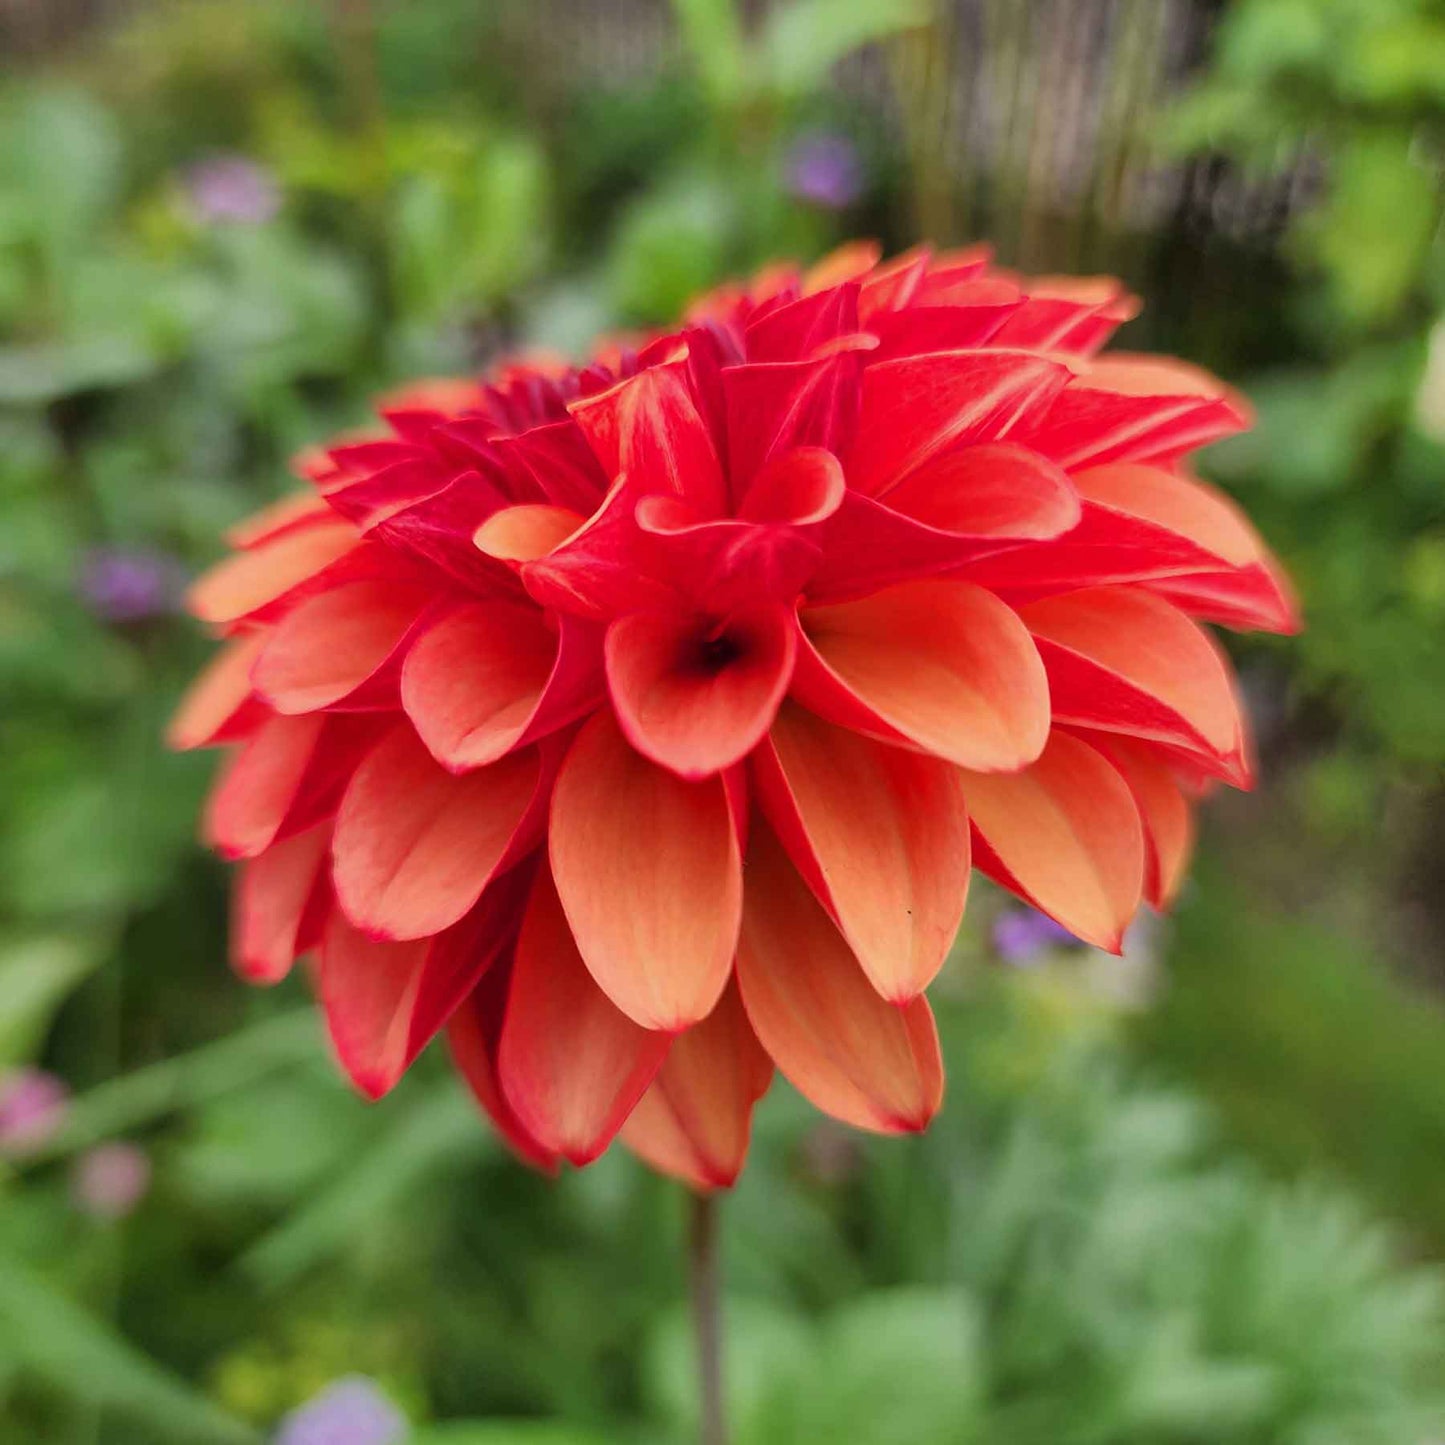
top-left (171, 241), bottom-right (1297, 1190)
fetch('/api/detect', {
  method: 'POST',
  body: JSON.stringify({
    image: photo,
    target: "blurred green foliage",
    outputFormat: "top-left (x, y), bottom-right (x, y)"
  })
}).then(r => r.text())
top-left (0, 0), bottom-right (1442, 1439)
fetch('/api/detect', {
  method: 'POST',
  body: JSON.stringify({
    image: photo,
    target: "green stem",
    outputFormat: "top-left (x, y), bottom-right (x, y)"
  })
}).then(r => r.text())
top-left (688, 1189), bottom-right (727, 1445)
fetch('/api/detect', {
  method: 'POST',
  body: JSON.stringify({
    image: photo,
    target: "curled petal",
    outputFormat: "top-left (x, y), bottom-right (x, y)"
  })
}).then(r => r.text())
top-left (332, 726), bottom-right (544, 941)
top-left (606, 606), bottom-right (795, 778)
top-left (549, 710), bottom-right (742, 1031)
top-left (402, 603), bottom-right (604, 770)
top-left (499, 868), bottom-right (670, 1165)
top-left (252, 580), bottom-right (432, 714)
top-left (846, 350), bottom-right (1071, 497)
top-left (231, 823), bottom-right (331, 984)
top-left (475, 504), bottom-right (586, 564)
top-left (963, 731), bottom-right (1144, 951)
top-left (166, 631), bottom-right (269, 749)
top-left (621, 980), bottom-right (772, 1191)
top-left (1021, 587), bottom-right (1250, 786)
top-left (735, 824), bottom-right (943, 1134)
top-left (794, 579), bottom-right (1050, 771)
top-left (754, 703), bottom-right (970, 1001)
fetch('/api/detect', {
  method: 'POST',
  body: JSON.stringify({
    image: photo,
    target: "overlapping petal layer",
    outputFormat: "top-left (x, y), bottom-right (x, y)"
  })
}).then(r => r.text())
top-left (172, 242), bottom-right (1295, 1186)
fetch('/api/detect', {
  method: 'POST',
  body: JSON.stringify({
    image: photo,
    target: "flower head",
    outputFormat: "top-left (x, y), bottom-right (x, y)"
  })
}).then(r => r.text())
top-left (785, 131), bottom-right (863, 210)
top-left (171, 242), bottom-right (1298, 1189)
top-left (274, 1377), bottom-right (407, 1445)
top-left (184, 154), bottom-right (280, 227)
top-left (0, 1068), bottom-right (69, 1154)
top-left (71, 1142), bottom-right (151, 1219)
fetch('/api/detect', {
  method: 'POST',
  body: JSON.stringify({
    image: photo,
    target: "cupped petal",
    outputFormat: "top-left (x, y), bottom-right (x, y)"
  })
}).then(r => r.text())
top-left (606, 605), bottom-right (795, 778)
top-left (448, 960), bottom-right (559, 1173)
top-left (753, 703), bottom-right (970, 1001)
top-left (1089, 735), bottom-right (1195, 909)
top-left (845, 350), bottom-right (1071, 497)
top-left (166, 630), bottom-right (269, 749)
top-left (794, 579), bottom-right (1050, 771)
top-left (735, 824), bottom-right (943, 1134)
top-left (186, 523), bottom-right (358, 625)
top-left (569, 362), bottom-right (727, 516)
top-left (252, 579), bottom-right (433, 714)
top-left (1018, 355), bottom-right (1250, 470)
top-left (620, 980), bottom-right (772, 1190)
top-left (1020, 587), bottom-right (1250, 786)
top-left (231, 823), bottom-right (332, 984)
top-left (963, 731), bottom-right (1144, 951)
top-left (549, 710), bottom-right (742, 1031)
top-left (402, 602), bottom-right (604, 771)
top-left (320, 861), bottom-right (534, 1099)
top-left (332, 725), bottom-right (544, 941)
top-left (498, 867), bottom-right (671, 1165)
top-left (474, 504), bottom-right (586, 565)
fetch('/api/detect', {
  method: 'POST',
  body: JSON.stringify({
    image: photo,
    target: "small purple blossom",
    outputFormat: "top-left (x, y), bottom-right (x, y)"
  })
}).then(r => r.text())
top-left (77, 547), bottom-right (184, 624)
top-left (784, 131), bottom-right (863, 210)
top-left (0, 1069), bottom-right (69, 1154)
top-left (992, 907), bottom-right (1078, 966)
top-left (184, 154), bottom-right (281, 226)
top-left (275, 1378), bottom-right (408, 1445)
top-left (71, 1142), bottom-right (152, 1221)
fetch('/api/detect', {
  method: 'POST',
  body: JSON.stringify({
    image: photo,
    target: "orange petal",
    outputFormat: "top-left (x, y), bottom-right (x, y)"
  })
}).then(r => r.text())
top-left (231, 823), bottom-right (331, 984)
top-left (202, 713), bottom-right (326, 860)
top-left (963, 731), bottom-right (1143, 951)
top-left (252, 579), bottom-right (430, 714)
top-left (606, 606), bottom-right (795, 778)
top-left (795, 579), bottom-right (1049, 771)
top-left (498, 868), bottom-right (670, 1165)
top-left (474, 504), bottom-right (585, 564)
top-left (186, 523), bottom-right (357, 624)
top-left (1091, 736), bottom-right (1195, 909)
top-left (332, 726), bottom-right (542, 941)
top-left (166, 630), bottom-right (269, 749)
top-left (735, 824), bottom-right (943, 1134)
top-left (1021, 587), bottom-right (1250, 786)
top-left (549, 710), bottom-right (742, 1031)
top-left (621, 980), bottom-right (772, 1191)
top-left (225, 491), bottom-right (331, 549)
top-left (402, 602), bottom-right (601, 770)
top-left (754, 703), bottom-right (969, 1001)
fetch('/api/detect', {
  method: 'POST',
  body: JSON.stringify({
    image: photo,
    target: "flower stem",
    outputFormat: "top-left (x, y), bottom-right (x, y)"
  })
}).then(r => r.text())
top-left (687, 1189), bottom-right (727, 1445)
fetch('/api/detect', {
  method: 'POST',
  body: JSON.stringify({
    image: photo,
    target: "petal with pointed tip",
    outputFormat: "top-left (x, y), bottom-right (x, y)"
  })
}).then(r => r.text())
top-left (754, 703), bottom-right (969, 1001)
top-left (1089, 735), bottom-right (1195, 909)
top-left (621, 980), bottom-right (772, 1190)
top-left (735, 824), bottom-right (943, 1134)
top-left (498, 868), bottom-right (670, 1165)
top-left (167, 631), bottom-right (269, 750)
top-left (231, 824), bottom-right (332, 984)
top-left (963, 731), bottom-right (1143, 951)
top-left (1021, 587), bottom-right (1250, 785)
top-left (549, 710), bottom-right (741, 1030)
top-left (187, 523), bottom-right (358, 625)
top-left (794, 579), bottom-right (1049, 771)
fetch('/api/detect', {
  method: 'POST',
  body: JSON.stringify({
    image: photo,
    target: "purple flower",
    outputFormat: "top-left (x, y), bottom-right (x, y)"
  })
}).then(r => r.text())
top-left (77, 547), bottom-right (184, 623)
top-left (784, 131), bottom-right (864, 210)
top-left (71, 1142), bottom-right (152, 1221)
top-left (184, 154), bottom-right (280, 226)
top-left (992, 907), bottom-right (1078, 966)
top-left (0, 1069), bottom-right (69, 1154)
top-left (275, 1378), bottom-right (408, 1445)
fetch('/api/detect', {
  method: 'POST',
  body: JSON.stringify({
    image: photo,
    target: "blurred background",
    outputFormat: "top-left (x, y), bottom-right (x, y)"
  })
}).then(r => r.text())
top-left (1, 0), bottom-right (1443, 1441)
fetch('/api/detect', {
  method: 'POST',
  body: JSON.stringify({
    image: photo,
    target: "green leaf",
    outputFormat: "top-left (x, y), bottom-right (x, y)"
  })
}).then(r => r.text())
top-left (670, 0), bottom-right (747, 111)
top-left (0, 1254), bottom-right (258, 1443)
top-left (0, 931), bottom-right (108, 1066)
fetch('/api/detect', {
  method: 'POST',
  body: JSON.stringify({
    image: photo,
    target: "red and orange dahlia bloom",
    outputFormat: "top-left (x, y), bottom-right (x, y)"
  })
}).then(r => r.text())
top-left (170, 242), bottom-right (1297, 1189)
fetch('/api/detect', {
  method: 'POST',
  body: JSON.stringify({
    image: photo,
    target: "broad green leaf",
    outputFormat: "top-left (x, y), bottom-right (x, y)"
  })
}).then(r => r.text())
top-left (759, 0), bottom-right (934, 99)
top-left (0, 1255), bottom-right (258, 1443)
top-left (0, 931), bottom-right (108, 1067)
